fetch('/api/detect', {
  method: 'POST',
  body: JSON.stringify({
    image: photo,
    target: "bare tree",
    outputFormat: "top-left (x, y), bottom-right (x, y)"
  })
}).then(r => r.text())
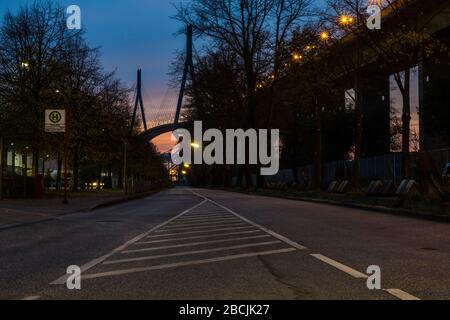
top-left (175, 0), bottom-right (311, 187)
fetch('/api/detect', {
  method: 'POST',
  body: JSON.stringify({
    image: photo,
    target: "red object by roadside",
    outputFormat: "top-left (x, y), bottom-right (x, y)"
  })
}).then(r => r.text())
top-left (34, 174), bottom-right (44, 197)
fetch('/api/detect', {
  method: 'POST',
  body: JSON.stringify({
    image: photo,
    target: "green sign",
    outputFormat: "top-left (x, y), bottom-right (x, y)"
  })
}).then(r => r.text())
top-left (49, 111), bottom-right (62, 123)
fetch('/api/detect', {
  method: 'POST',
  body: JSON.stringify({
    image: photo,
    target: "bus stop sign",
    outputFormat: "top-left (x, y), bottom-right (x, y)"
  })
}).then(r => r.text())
top-left (45, 110), bottom-right (66, 133)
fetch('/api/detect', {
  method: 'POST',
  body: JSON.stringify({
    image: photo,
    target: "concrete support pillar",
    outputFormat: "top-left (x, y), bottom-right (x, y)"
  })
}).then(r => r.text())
top-left (361, 73), bottom-right (391, 157)
top-left (419, 60), bottom-right (450, 150)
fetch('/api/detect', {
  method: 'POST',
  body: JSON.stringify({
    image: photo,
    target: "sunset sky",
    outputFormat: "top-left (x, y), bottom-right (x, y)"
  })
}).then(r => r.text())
top-left (0, 0), bottom-right (417, 152)
top-left (0, 0), bottom-right (186, 152)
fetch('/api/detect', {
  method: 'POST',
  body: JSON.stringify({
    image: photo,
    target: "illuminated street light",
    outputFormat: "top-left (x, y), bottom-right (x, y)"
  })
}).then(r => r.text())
top-left (292, 53), bottom-right (302, 61)
top-left (339, 15), bottom-right (353, 26)
top-left (20, 61), bottom-right (29, 69)
top-left (181, 170), bottom-right (187, 175)
top-left (183, 163), bottom-right (190, 168)
top-left (320, 31), bottom-right (330, 41)
top-left (191, 142), bottom-right (200, 148)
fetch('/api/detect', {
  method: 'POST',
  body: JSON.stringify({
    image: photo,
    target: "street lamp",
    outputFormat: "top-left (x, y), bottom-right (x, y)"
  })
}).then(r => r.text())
top-left (292, 53), bottom-right (303, 61)
top-left (320, 31), bottom-right (330, 42)
top-left (191, 142), bottom-right (200, 149)
top-left (339, 15), bottom-right (354, 26)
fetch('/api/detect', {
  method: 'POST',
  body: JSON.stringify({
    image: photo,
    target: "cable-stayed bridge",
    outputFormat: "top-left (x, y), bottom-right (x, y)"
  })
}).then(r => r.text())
top-left (130, 26), bottom-right (194, 142)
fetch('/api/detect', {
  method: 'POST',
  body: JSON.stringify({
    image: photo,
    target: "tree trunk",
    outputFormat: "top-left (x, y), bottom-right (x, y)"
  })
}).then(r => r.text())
top-left (314, 98), bottom-right (323, 189)
top-left (72, 146), bottom-right (79, 192)
top-left (33, 147), bottom-right (39, 177)
top-left (56, 153), bottom-right (62, 191)
top-left (401, 70), bottom-right (411, 179)
top-left (118, 167), bottom-right (123, 189)
top-left (244, 163), bottom-right (253, 189)
top-left (106, 165), bottom-right (113, 189)
top-left (352, 15), bottom-right (363, 192)
top-left (353, 81), bottom-right (364, 191)
top-left (236, 165), bottom-right (243, 187)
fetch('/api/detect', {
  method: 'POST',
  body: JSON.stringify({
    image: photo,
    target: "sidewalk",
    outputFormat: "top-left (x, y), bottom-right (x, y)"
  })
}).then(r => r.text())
top-left (222, 188), bottom-right (450, 222)
top-left (0, 190), bottom-right (158, 230)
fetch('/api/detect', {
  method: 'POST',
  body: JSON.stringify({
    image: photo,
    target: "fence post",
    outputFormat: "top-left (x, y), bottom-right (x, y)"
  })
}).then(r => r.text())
top-left (0, 137), bottom-right (3, 200)
top-left (393, 155), bottom-right (397, 183)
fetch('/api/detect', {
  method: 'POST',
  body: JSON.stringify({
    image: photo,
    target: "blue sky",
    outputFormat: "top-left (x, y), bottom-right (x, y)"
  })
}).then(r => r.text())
top-left (0, 0), bottom-right (188, 106)
top-left (6, 1), bottom-right (413, 151)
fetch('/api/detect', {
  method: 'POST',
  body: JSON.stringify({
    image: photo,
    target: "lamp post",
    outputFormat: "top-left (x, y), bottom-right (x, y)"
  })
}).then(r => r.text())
top-left (0, 137), bottom-right (3, 200)
top-left (339, 8), bottom-right (362, 190)
top-left (23, 146), bottom-right (29, 197)
top-left (123, 140), bottom-right (128, 194)
top-left (62, 105), bottom-right (69, 204)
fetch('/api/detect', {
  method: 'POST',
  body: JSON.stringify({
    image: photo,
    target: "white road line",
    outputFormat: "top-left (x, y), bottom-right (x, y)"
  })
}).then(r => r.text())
top-left (50, 199), bottom-right (208, 285)
top-left (145, 226), bottom-right (257, 238)
top-left (174, 217), bottom-right (234, 223)
top-left (21, 296), bottom-right (41, 300)
top-left (82, 248), bottom-right (297, 280)
top-left (143, 230), bottom-right (262, 243)
top-left (156, 222), bottom-right (247, 232)
top-left (126, 235), bottom-right (272, 253)
top-left (190, 190), bottom-right (307, 251)
top-left (171, 218), bottom-right (240, 225)
top-left (311, 254), bottom-right (368, 279)
top-left (104, 241), bottom-right (283, 265)
top-left (179, 214), bottom-right (233, 220)
top-left (190, 189), bottom-right (421, 300)
top-left (384, 289), bottom-right (420, 300)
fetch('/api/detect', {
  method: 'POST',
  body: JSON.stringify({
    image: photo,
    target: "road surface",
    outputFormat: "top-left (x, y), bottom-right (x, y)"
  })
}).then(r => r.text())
top-left (0, 188), bottom-right (449, 300)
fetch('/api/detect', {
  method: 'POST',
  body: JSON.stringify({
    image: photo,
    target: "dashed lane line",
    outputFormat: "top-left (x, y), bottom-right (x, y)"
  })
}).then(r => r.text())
top-left (189, 189), bottom-right (422, 300)
top-left (384, 289), bottom-right (420, 300)
top-left (21, 296), bottom-right (41, 300)
top-left (311, 254), bottom-right (368, 279)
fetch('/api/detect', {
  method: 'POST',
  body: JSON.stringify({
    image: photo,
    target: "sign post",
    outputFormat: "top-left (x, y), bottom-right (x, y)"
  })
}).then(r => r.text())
top-left (45, 109), bottom-right (68, 203)
top-left (0, 136), bottom-right (3, 200)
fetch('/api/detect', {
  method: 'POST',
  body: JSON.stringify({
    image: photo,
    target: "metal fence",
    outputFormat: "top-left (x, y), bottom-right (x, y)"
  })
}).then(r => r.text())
top-left (266, 148), bottom-right (450, 188)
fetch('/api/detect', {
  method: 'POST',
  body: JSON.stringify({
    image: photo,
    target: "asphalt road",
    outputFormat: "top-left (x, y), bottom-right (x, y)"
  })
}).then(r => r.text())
top-left (0, 187), bottom-right (449, 300)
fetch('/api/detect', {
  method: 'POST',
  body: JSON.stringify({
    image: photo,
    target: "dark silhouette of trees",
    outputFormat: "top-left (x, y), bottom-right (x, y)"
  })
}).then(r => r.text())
top-left (0, 0), bottom-right (167, 194)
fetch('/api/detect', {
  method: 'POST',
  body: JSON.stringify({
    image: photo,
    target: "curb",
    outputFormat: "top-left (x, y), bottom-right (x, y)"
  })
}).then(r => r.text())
top-left (87, 189), bottom-right (163, 211)
top-left (0, 189), bottom-right (165, 232)
top-left (218, 188), bottom-right (450, 223)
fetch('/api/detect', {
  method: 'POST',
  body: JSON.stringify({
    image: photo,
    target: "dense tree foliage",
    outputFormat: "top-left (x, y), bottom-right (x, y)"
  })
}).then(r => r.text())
top-left (177, 0), bottom-right (448, 190)
top-left (0, 1), bottom-right (167, 193)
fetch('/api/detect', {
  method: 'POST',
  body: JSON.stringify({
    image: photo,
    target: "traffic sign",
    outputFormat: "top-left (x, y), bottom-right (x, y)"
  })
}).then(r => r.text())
top-left (45, 110), bottom-right (66, 132)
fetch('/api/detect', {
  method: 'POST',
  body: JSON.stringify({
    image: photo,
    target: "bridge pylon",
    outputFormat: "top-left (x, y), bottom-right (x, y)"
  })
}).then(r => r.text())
top-left (130, 69), bottom-right (148, 133)
top-left (174, 25), bottom-right (194, 130)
